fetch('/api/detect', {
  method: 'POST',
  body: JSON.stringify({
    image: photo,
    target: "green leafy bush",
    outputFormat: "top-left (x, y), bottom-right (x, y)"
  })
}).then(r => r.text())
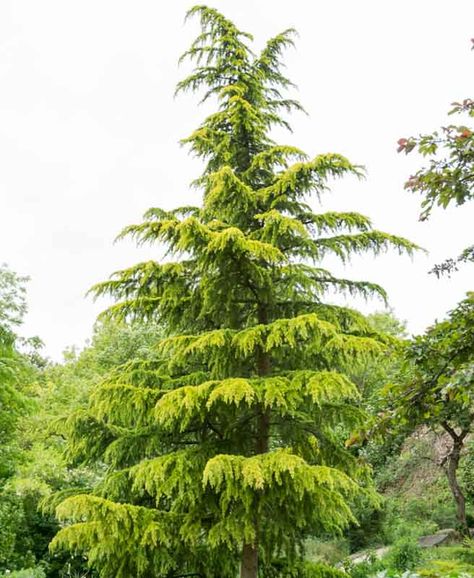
top-left (263, 560), bottom-right (347, 578)
top-left (303, 562), bottom-right (348, 578)
top-left (417, 558), bottom-right (474, 577)
top-left (0, 492), bottom-right (36, 571)
top-left (305, 539), bottom-right (349, 565)
top-left (346, 497), bottom-right (386, 553)
top-left (381, 498), bottom-right (441, 545)
top-left (340, 552), bottom-right (386, 578)
top-left (387, 539), bottom-right (423, 572)
top-left (426, 545), bottom-right (474, 566)
top-left (459, 442), bottom-right (474, 504)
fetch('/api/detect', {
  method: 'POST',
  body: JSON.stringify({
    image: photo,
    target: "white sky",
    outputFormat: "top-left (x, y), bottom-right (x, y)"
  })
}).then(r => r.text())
top-left (1, 0), bottom-right (473, 360)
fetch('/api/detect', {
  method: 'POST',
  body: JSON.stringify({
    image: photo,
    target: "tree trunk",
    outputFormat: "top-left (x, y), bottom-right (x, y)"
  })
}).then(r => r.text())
top-left (441, 423), bottom-right (469, 535)
top-left (241, 543), bottom-right (259, 578)
top-left (239, 308), bottom-right (271, 578)
top-left (445, 440), bottom-right (468, 534)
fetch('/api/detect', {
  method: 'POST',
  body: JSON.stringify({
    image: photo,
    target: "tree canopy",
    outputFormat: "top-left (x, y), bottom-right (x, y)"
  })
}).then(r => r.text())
top-left (0, 265), bottom-right (32, 479)
top-left (398, 52), bottom-right (474, 276)
top-left (383, 294), bottom-right (474, 533)
top-left (49, 7), bottom-right (417, 578)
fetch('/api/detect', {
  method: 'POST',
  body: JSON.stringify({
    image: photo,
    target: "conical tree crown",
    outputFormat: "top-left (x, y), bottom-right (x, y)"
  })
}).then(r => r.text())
top-left (51, 7), bottom-right (417, 578)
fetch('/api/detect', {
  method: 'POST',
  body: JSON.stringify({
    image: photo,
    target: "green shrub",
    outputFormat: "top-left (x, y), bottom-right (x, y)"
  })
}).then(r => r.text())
top-left (263, 560), bottom-right (347, 578)
top-left (387, 539), bottom-right (423, 572)
top-left (381, 498), bottom-right (440, 545)
top-left (0, 492), bottom-right (36, 571)
top-left (417, 558), bottom-right (474, 577)
top-left (305, 539), bottom-right (349, 565)
top-left (302, 562), bottom-right (348, 578)
top-left (340, 552), bottom-right (386, 578)
top-left (459, 442), bottom-right (474, 504)
top-left (345, 497), bottom-right (386, 553)
top-left (434, 545), bottom-right (474, 565)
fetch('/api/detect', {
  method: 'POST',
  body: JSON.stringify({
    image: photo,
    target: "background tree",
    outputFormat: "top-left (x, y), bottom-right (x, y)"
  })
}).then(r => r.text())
top-left (398, 42), bottom-right (473, 275)
top-left (398, 97), bottom-right (474, 221)
top-left (1, 318), bottom-right (161, 578)
top-left (384, 294), bottom-right (474, 534)
top-left (0, 265), bottom-right (40, 573)
top-left (340, 311), bottom-right (411, 553)
top-left (391, 38), bottom-right (474, 536)
top-left (0, 264), bottom-right (28, 330)
top-left (0, 264), bottom-right (32, 480)
top-left (51, 7), bottom-right (416, 578)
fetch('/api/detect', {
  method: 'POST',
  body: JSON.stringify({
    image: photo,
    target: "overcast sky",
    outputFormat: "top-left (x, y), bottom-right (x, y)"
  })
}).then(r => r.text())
top-left (1, 0), bottom-right (473, 360)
